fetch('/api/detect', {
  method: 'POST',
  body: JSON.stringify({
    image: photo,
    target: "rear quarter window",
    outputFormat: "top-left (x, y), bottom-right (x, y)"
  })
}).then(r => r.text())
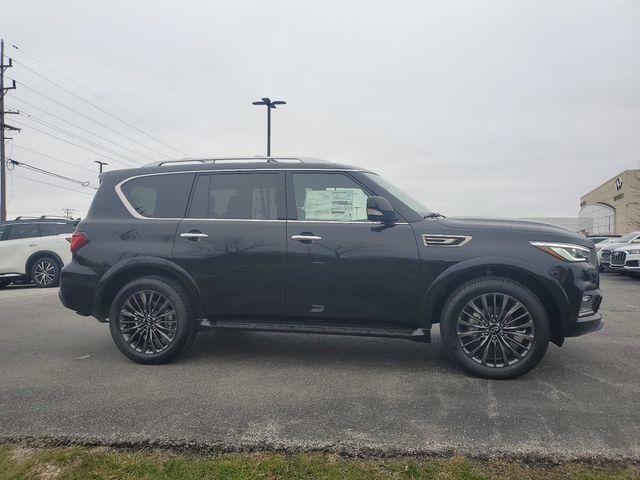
top-left (120, 173), bottom-right (195, 218)
top-left (40, 223), bottom-right (75, 236)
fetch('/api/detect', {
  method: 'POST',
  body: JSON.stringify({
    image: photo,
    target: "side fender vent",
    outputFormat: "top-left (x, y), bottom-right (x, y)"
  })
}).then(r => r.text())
top-left (422, 234), bottom-right (472, 247)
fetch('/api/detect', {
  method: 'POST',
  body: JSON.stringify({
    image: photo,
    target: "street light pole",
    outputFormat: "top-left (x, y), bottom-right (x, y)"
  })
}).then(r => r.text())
top-left (252, 97), bottom-right (286, 156)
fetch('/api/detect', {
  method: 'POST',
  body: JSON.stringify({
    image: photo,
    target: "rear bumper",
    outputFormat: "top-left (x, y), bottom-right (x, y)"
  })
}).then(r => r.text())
top-left (59, 262), bottom-right (100, 317)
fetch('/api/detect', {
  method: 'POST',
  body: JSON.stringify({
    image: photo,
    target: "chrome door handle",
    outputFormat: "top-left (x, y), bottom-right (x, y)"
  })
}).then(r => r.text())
top-left (180, 232), bottom-right (208, 240)
top-left (291, 235), bottom-right (322, 242)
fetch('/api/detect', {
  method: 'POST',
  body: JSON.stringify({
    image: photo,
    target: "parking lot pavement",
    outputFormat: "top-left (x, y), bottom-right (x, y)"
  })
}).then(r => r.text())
top-left (1, 274), bottom-right (639, 461)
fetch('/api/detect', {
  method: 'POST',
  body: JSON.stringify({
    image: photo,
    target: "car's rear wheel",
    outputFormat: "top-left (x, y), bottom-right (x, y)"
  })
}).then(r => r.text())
top-left (30, 256), bottom-right (61, 288)
top-left (440, 277), bottom-right (550, 379)
top-left (0, 279), bottom-right (11, 289)
top-left (109, 277), bottom-right (193, 364)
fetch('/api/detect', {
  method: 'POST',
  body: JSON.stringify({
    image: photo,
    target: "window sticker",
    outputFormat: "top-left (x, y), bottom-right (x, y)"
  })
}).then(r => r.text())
top-left (303, 188), bottom-right (367, 221)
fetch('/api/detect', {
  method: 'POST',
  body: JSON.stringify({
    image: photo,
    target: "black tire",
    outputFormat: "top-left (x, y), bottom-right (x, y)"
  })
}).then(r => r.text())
top-left (109, 276), bottom-right (194, 364)
top-left (30, 256), bottom-right (61, 288)
top-left (0, 279), bottom-right (11, 289)
top-left (440, 277), bottom-right (550, 379)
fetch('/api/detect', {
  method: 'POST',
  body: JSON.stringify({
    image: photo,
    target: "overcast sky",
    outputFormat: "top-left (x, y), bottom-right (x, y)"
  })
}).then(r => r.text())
top-left (2, 0), bottom-right (639, 219)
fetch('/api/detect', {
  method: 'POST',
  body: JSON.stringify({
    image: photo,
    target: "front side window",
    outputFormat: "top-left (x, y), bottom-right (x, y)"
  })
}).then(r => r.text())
top-left (362, 172), bottom-right (432, 217)
top-left (7, 223), bottom-right (40, 240)
top-left (188, 173), bottom-right (282, 220)
top-left (121, 173), bottom-right (194, 218)
top-left (292, 173), bottom-right (370, 222)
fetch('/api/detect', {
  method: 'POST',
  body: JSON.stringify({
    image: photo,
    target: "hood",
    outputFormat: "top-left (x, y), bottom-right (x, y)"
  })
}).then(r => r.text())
top-left (439, 217), bottom-right (577, 235)
top-left (610, 243), bottom-right (640, 252)
top-left (433, 217), bottom-right (592, 247)
top-left (599, 242), bottom-right (633, 252)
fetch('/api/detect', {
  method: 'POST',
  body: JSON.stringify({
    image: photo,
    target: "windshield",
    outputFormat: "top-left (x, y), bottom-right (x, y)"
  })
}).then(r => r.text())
top-left (363, 172), bottom-right (433, 216)
top-left (618, 232), bottom-right (638, 243)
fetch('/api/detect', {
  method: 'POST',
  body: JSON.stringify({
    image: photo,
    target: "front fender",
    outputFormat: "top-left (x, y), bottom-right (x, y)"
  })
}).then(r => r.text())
top-left (94, 256), bottom-right (204, 319)
top-left (419, 256), bottom-right (571, 329)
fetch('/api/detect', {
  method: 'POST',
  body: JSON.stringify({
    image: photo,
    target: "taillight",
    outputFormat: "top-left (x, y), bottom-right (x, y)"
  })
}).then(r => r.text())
top-left (70, 232), bottom-right (90, 253)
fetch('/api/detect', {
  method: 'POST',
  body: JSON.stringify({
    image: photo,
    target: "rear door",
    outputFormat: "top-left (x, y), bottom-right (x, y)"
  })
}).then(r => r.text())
top-left (39, 222), bottom-right (75, 265)
top-left (285, 171), bottom-right (420, 324)
top-left (0, 223), bottom-right (41, 274)
top-left (172, 171), bottom-right (287, 318)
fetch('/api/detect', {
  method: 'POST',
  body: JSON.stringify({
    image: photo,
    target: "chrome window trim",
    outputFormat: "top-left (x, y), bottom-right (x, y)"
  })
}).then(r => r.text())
top-left (422, 234), bottom-right (472, 247)
top-left (289, 220), bottom-right (409, 225)
top-left (115, 168), bottom-right (364, 220)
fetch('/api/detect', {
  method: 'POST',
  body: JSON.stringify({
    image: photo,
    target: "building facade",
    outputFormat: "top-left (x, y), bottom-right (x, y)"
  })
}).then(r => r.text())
top-left (579, 170), bottom-right (640, 235)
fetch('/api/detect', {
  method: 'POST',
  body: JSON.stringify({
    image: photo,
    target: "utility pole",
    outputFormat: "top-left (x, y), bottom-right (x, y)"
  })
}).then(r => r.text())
top-left (61, 208), bottom-right (76, 220)
top-left (252, 97), bottom-right (286, 156)
top-left (1, 39), bottom-right (19, 222)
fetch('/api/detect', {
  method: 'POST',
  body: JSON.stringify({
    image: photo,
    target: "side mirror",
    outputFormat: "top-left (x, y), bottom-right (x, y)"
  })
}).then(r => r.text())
top-left (367, 196), bottom-right (397, 223)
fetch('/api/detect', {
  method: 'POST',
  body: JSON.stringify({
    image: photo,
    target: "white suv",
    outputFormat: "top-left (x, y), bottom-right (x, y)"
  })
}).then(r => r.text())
top-left (609, 242), bottom-right (640, 277)
top-left (598, 231), bottom-right (640, 271)
top-left (0, 217), bottom-right (76, 288)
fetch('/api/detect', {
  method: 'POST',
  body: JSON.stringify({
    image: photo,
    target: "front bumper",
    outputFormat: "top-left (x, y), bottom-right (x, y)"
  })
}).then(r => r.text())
top-left (564, 287), bottom-right (604, 337)
top-left (566, 311), bottom-right (604, 337)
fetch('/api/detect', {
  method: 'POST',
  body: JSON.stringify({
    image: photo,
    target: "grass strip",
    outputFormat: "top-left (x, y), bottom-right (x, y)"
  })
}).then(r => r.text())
top-left (1, 443), bottom-right (639, 480)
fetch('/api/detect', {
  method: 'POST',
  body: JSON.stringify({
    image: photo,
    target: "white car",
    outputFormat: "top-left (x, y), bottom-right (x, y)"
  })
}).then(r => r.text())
top-left (0, 217), bottom-right (76, 288)
top-left (598, 231), bottom-right (640, 271)
top-left (609, 242), bottom-right (640, 277)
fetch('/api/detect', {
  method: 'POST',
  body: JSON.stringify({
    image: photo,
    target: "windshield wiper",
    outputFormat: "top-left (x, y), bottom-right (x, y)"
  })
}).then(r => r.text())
top-left (424, 212), bottom-right (446, 219)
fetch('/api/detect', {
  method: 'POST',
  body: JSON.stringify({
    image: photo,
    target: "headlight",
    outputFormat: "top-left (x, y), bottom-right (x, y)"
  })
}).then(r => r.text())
top-left (627, 249), bottom-right (640, 255)
top-left (530, 242), bottom-right (591, 262)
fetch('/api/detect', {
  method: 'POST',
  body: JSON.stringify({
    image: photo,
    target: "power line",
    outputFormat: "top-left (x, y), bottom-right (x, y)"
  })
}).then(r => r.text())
top-left (16, 112), bottom-right (145, 165)
top-left (8, 158), bottom-right (96, 188)
top-left (9, 173), bottom-right (95, 196)
top-left (11, 97), bottom-right (156, 162)
top-left (8, 44), bottom-right (199, 154)
top-left (12, 144), bottom-right (96, 174)
top-left (7, 76), bottom-right (173, 159)
top-left (10, 117), bottom-right (137, 167)
top-left (7, 54), bottom-right (191, 157)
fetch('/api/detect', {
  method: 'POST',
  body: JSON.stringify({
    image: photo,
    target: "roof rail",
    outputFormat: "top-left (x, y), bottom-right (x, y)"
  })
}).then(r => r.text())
top-left (14, 215), bottom-right (70, 221)
top-left (151, 157), bottom-right (316, 167)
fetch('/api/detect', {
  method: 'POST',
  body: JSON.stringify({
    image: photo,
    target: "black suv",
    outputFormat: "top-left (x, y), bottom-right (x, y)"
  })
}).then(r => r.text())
top-left (59, 157), bottom-right (603, 378)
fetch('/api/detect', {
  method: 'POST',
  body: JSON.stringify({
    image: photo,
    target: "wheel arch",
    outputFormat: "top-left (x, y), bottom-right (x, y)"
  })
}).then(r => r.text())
top-left (420, 257), bottom-right (571, 346)
top-left (93, 257), bottom-right (204, 322)
top-left (25, 250), bottom-right (64, 278)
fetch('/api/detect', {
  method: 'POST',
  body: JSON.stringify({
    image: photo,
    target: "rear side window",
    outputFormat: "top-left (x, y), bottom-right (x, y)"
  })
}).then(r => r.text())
top-left (188, 173), bottom-right (283, 220)
top-left (0, 224), bottom-right (6, 240)
top-left (121, 173), bottom-right (194, 218)
top-left (7, 223), bottom-right (40, 240)
top-left (40, 223), bottom-right (75, 236)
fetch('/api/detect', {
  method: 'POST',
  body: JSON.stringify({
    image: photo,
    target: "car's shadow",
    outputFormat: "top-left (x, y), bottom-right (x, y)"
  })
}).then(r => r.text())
top-left (178, 327), bottom-right (455, 372)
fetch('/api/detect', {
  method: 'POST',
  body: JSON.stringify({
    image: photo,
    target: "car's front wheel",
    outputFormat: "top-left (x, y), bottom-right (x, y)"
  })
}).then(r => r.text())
top-left (30, 256), bottom-right (61, 288)
top-left (0, 279), bottom-right (11, 289)
top-left (109, 277), bottom-right (194, 364)
top-left (440, 277), bottom-right (550, 379)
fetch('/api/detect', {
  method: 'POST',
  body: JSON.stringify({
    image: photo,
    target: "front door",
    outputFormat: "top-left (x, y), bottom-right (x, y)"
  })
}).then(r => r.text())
top-left (0, 223), bottom-right (41, 275)
top-left (172, 171), bottom-right (287, 318)
top-left (285, 171), bottom-right (420, 325)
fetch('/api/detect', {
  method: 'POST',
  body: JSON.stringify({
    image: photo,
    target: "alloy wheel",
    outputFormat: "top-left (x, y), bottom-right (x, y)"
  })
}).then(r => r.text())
top-left (456, 293), bottom-right (535, 368)
top-left (118, 290), bottom-right (178, 355)
top-left (34, 260), bottom-right (56, 286)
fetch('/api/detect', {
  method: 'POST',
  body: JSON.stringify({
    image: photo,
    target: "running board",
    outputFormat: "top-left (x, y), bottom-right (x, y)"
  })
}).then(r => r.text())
top-left (198, 318), bottom-right (430, 342)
